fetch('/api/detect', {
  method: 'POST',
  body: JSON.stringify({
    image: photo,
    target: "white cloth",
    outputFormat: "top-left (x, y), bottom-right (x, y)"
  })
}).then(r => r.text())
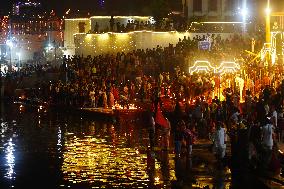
top-left (89, 91), bottom-right (96, 107)
top-left (264, 104), bottom-right (269, 115)
top-left (272, 110), bottom-right (277, 127)
top-left (213, 127), bottom-right (227, 159)
top-left (214, 127), bottom-right (227, 149)
top-left (262, 124), bottom-right (274, 150)
top-left (231, 112), bottom-right (240, 122)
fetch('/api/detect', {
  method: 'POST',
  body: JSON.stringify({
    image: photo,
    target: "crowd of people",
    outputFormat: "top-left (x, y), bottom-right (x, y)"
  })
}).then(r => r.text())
top-left (144, 81), bottom-right (284, 181)
top-left (40, 33), bottom-right (253, 108)
top-left (92, 16), bottom-right (189, 33)
top-left (91, 17), bottom-right (262, 34)
top-left (1, 24), bottom-right (284, 179)
top-left (1, 63), bottom-right (59, 78)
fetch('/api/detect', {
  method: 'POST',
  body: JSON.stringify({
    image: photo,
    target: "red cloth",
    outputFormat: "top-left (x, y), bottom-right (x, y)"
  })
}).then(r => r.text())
top-left (155, 104), bottom-right (169, 128)
top-left (214, 76), bottom-right (220, 87)
top-left (113, 88), bottom-right (119, 100)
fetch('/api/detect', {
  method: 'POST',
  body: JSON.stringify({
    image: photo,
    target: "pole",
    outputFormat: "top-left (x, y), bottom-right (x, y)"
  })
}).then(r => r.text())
top-left (9, 46), bottom-right (11, 65)
top-left (218, 75), bottom-right (221, 100)
top-left (53, 40), bottom-right (57, 66)
top-left (54, 46), bottom-right (56, 64)
top-left (251, 38), bottom-right (255, 53)
top-left (266, 0), bottom-right (271, 43)
top-left (265, 0), bottom-right (271, 75)
top-left (9, 46), bottom-right (12, 72)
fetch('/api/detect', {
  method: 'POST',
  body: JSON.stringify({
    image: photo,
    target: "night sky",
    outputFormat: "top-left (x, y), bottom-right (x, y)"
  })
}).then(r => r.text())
top-left (0, 0), bottom-right (283, 16)
top-left (0, 0), bottom-right (161, 15)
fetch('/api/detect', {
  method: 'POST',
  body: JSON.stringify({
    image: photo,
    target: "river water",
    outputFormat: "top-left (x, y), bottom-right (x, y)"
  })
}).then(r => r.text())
top-left (0, 102), bottom-right (271, 189)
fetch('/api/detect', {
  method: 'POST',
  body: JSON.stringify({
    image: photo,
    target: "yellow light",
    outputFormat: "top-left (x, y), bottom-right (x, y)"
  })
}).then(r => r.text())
top-left (265, 8), bottom-right (271, 15)
top-left (194, 21), bottom-right (243, 24)
top-left (85, 34), bottom-right (92, 41)
top-left (261, 43), bottom-right (271, 60)
top-left (89, 16), bottom-right (151, 19)
top-left (98, 33), bottom-right (109, 40)
top-left (115, 33), bottom-right (130, 40)
top-left (65, 18), bottom-right (89, 21)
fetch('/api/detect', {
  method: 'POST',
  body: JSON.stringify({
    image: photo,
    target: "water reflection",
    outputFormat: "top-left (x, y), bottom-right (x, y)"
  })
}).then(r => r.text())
top-left (60, 120), bottom-right (179, 188)
top-left (57, 127), bottom-right (62, 153)
top-left (1, 120), bottom-right (16, 181)
top-left (62, 134), bottom-right (149, 187)
top-left (0, 104), bottom-right (237, 189)
top-left (4, 138), bottom-right (15, 180)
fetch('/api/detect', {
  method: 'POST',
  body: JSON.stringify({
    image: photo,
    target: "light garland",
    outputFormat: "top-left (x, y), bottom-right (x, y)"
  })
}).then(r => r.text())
top-left (189, 60), bottom-right (215, 74)
top-left (216, 61), bottom-right (240, 75)
top-left (90, 16), bottom-right (149, 19)
top-left (189, 60), bottom-right (240, 75)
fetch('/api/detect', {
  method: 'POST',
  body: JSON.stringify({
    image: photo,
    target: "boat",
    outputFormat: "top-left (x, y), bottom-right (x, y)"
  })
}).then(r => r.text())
top-left (14, 97), bottom-right (49, 113)
top-left (79, 107), bottom-right (115, 116)
top-left (79, 106), bottom-right (145, 123)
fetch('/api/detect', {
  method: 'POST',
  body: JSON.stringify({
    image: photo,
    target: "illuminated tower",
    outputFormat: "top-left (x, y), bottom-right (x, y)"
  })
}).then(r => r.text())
top-left (98, 0), bottom-right (105, 8)
top-left (12, 3), bottom-right (20, 15)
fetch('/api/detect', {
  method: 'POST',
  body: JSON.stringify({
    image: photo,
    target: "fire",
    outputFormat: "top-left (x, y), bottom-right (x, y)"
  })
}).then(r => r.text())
top-left (112, 103), bottom-right (138, 110)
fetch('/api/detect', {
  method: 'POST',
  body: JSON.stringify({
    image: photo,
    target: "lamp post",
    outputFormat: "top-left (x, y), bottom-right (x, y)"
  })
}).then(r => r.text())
top-left (16, 52), bottom-right (21, 67)
top-left (6, 40), bottom-right (13, 71)
top-left (264, 0), bottom-right (271, 75)
top-left (265, 0), bottom-right (271, 43)
top-left (241, 0), bottom-right (248, 34)
top-left (53, 40), bottom-right (57, 65)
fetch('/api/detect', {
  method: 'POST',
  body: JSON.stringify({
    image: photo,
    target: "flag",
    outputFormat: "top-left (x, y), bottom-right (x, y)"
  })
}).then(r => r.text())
top-left (155, 104), bottom-right (169, 128)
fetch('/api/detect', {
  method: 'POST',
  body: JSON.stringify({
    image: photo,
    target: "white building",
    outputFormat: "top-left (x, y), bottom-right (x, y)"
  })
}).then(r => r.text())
top-left (182, 0), bottom-right (242, 20)
top-left (63, 16), bottom-right (153, 56)
top-left (63, 18), bottom-right (91, 56)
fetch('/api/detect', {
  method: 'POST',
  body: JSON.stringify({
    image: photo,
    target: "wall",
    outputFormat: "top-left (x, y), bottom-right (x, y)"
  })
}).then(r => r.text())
top-left (74, 31), bottom-right (233, 56)
top-left (64, 18), bottom-right (91, 56)
top-left (64, 16), bottom-right (153, 56)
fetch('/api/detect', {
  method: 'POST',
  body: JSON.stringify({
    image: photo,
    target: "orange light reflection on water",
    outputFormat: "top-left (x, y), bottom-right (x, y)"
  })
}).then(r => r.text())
top-left (61, 134), bottom-right (176, 187)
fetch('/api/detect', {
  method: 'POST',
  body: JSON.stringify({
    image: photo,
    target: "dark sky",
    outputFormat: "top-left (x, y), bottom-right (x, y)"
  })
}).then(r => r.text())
top-left (0, 0), bottom-right (283, 16)
top-left (0, 0), bottom-right (158, 15)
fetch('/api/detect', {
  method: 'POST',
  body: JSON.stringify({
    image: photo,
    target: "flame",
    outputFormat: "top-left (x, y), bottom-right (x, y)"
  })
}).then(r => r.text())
top-left (112, 103), bottom-right (138, 110)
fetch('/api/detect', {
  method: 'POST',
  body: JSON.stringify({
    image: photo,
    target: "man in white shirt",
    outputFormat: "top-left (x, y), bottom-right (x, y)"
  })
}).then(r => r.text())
top-left (213, 121), bottom-right (227, 160)
top-left (271, 106), bottom-right (277, 129)
top-left (261, 118), bottom-right (274, 168)
top-left (262, 119), bottom-right (274, 150)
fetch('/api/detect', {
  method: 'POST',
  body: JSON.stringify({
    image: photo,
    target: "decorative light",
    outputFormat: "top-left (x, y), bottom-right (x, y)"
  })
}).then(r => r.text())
top-left (261, 43), bottom-right (271, 60)
top-left (189, 60), bottom-right (215, 74)
top-left (216, 61), bottom-right (240, 75)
